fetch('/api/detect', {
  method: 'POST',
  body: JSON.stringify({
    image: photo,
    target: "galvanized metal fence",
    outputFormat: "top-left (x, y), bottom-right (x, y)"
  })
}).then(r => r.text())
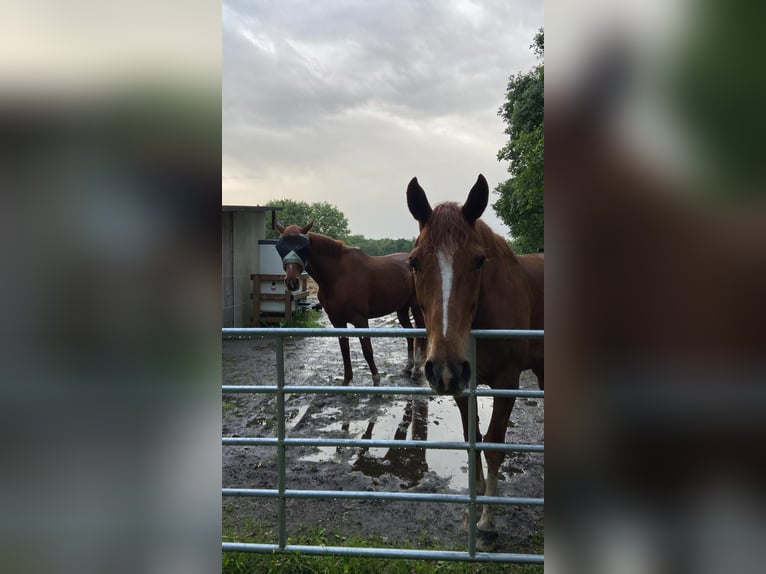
top-left (222, 326), bottom-right (544, 564)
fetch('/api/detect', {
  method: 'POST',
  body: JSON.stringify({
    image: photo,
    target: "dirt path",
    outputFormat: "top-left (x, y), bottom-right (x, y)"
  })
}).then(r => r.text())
top-left (222, 309), bottom-right (544, 553)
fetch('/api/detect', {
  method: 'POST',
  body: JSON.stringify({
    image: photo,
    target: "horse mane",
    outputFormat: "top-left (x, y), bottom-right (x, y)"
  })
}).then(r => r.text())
top-left (308, 231), bottom-right (350, 257)
top-left (475, 218), bottom-right (518, 261)
top-left (423, 203), bottom-right (517, 261)
top-left (422, 203), bottom-right (471, 252)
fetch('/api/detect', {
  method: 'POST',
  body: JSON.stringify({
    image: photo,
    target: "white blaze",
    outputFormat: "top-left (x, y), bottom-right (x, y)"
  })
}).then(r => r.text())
top-left (437, 251), bottom-right (453, 338)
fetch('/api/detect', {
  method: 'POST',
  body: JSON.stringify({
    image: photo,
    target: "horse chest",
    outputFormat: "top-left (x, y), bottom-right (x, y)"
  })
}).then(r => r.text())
top-left (476, 339), bottom-right (530, 381)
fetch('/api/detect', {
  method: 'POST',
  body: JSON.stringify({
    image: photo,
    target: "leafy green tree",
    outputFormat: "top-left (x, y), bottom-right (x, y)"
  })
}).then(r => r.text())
top-left (266, 199), bottom-right (350, 240)
top-left (493, 29), bottom-right (544, 253)
top-left (345, 234), bottom-right (415, 256)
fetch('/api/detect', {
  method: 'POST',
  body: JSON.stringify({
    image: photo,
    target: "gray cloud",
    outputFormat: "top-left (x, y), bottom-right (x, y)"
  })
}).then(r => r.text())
top-left (223, 0), bottom-right (543, 238)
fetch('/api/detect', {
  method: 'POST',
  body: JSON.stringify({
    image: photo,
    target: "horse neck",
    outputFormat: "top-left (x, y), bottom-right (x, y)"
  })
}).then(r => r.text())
top-left (473, 221), bottom-right (521, 278)
top-left (480, 220), bottom-right (519, 262)
top-left (473, 223), bottom-right (530, 326)
top-left (306, 232), bottom-right (347, 286)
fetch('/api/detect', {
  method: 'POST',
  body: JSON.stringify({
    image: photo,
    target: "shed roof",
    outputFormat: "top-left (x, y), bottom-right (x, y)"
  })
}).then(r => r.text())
top-left (222, 205), bottom-right (283, 212)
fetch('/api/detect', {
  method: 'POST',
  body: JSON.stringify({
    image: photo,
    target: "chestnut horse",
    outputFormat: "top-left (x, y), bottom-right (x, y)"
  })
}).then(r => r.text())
top-left (406, 174), bottom-right (544, 551)
top-left (275, 221), bottom-right (425, 385)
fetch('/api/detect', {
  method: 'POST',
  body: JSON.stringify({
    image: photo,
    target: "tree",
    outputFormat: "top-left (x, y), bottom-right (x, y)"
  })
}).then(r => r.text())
top-left (345, 234), bottom-right (415, 256)
top-left (266, 199), bottom-right (350, 240)
top-left (493, 29), bottom-right (544, 253)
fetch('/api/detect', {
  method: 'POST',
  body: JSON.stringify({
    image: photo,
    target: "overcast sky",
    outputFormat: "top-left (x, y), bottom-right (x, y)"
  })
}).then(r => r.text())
top-left (222, 0), bottom-right (543, 239)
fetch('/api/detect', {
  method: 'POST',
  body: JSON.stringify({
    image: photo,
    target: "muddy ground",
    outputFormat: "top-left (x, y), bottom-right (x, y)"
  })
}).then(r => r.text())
top-left (222, 304), bottom-right (544, 554)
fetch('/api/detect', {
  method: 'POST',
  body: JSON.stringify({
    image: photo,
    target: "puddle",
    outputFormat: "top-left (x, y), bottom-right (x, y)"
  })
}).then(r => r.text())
top-left (300, 447), bottom-right (342, 463)
top-left (298, 393), bottom-right (498, 490)
top-left (286, 404), bottom-right (311, 432)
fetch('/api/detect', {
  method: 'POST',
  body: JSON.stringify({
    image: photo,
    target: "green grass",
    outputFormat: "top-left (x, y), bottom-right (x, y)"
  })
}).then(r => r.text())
top-left (223, 400), bottom-right (237, 416)
top-left (222, 520), bottom-right (544, 574)
top-left (261, 308), bottom-right (325, 328)
top-left (290, 308), bottom-right (324, 328)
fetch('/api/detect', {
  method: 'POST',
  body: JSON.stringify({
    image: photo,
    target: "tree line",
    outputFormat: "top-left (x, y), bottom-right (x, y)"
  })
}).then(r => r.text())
top-left (266, 198), bottom-right (414, 255)
top-left (345, 235), bottom-right (414, 256)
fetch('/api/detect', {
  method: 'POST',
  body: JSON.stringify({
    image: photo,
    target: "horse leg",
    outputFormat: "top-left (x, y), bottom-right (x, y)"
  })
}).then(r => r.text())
top-left (455, 395), bottom-right (486, 532)
top-left (355, 319), bottom-right (381, 386)
top-left (359, 336), bottom-right (381, 385)
top-left (476, 389), bottom-right (518, 552)
top-left (338, 336), bottom-right (353, 385)
top-left (396, 308), bottom-right (415, 375)
top-left (330, 318), bottom-right (354, 385)
top-left (411, 304), bottom-right (426, 379)
top-left (532, 363), bottom-right (544, 390)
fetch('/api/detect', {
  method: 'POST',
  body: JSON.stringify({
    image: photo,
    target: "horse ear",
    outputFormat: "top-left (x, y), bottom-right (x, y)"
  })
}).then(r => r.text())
top-left (301, 221), bottom-right (314, 234)
top-left (275, 221), bottom-right (286, 233)
top-left (462, 174), bottom-right (489, 224)
top-left (407, 177), bottom-right (432, 226)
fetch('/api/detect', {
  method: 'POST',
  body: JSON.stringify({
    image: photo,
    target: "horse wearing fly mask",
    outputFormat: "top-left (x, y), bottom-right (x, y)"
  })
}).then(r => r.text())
top-left (275, 221), bottom-right (425, 385)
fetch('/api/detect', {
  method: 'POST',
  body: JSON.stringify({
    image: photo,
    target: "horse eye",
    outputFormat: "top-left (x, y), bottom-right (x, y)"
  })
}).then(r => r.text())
top-left (409, 258), bottom-right (419, 271)
top-left (475, 256), bottom-right (485, 270)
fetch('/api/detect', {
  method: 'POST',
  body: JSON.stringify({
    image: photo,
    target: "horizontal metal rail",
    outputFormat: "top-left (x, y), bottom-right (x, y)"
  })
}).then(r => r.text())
top-left (223, 487), bottom-right (544, 506)
top-left (223, 327), bottom-right (544, 339)
top-left (222, 384), bottom-right (545, 398)
top-left (222, 542), bottom-right (544, 564)
top-left (223, 436), bottom-right (544, 453)
top-left (222, 326), bottom-right (544, 563)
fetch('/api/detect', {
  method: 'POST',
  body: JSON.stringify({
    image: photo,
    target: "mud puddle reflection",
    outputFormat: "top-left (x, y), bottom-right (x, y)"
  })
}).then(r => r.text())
top-left (297, 393), bottom-right (501, 490)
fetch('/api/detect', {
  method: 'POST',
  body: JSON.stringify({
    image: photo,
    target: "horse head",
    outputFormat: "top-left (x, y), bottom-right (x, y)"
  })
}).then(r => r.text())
top-left (407, 175), bottom-right (489, 395)
top-left (275, 221), bottom-right (313, 291)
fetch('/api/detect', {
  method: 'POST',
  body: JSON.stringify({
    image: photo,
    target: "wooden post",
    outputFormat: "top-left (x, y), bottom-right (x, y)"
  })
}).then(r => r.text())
top-left (284, 291), bottom-right (293, 325)
top-left (251, 273), bottom-right (261, 325)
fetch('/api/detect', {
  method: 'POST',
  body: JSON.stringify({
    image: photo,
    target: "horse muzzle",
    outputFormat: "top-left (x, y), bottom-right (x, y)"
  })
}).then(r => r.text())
top-left (423, 359), bottom-right (471, 396)
top-left (284, 276), bottom-right (301, 292)
top-left (282, 260), bottom-right (304, 292)
top-left (280, 251), bottom-right (306, 292)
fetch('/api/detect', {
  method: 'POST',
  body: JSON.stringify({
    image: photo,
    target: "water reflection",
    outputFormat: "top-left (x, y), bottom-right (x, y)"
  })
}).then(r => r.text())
top-left (298, 393), bottom-right (498, 490)
top-left (351, 396), bottom-right (429, 488)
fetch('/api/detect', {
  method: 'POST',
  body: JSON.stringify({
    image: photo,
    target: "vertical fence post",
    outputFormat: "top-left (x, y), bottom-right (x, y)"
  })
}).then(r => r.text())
top-left (276, 335), bottom-right (287, 549)
top-left (467, 334), bottom-right (478, 557)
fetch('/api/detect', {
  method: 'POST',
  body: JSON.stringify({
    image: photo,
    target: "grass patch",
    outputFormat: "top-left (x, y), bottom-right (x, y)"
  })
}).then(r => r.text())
top-left (527, 519), bottom-right (544, 554)
top-left (222, 520), bottom-right (543, 573)
top-left (290, 308), bottom-right (324, 328)
top-left (260, 308), bottom-right (324, 328)
top-left (222, 400), bottom-right (237, 416)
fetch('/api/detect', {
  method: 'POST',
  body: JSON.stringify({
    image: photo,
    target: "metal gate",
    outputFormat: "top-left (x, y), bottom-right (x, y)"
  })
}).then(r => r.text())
top-left (222, 326), bottom-right (544, 564)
